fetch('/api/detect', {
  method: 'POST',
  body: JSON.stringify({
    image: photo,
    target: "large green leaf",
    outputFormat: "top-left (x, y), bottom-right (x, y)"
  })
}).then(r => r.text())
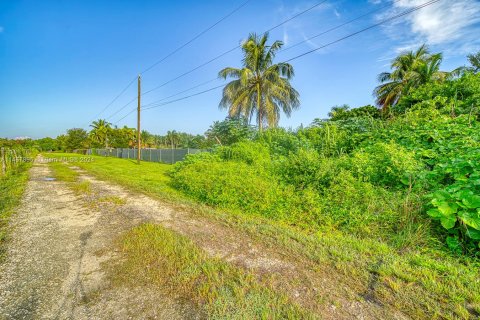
top-left (440, 216), bottom-right (457, 229)
top-left (427, 208), bottom-right (443, 218)
top-left (466, 228), bottom-right (480, 240)
top-left (458, 210), bottom-right (480, 230)
top-left (436, 201), bottom-right (458, 216)
top-left (432, 190), bottom-right (450, 201)
top-left (461, 194), bottom-right (480, 209)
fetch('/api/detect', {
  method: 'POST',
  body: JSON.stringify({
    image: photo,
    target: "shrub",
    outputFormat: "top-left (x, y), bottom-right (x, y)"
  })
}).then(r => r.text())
top-left (427, 149), bottom-right (480, 254)
top-left (256, 128), bottom-right (308, 156)
top-left (217, 141), bottom-right (270, 166)
top-left (171, 158), bottom-right (323, 227)
top-left (275, 148), bottom-right (345, 191)
top-left (169, 152), bottom-right (221, 175)
top-left (171, 160), bottom-right (278, 214)
top-left (349, 141), bottom-right (422, 188)
top-left (317, 171), bottom-right (409, 239)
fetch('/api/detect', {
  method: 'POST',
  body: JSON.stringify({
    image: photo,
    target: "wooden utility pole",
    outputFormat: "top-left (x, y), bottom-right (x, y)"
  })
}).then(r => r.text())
top-left (137, 74), bottom-right (141, 164)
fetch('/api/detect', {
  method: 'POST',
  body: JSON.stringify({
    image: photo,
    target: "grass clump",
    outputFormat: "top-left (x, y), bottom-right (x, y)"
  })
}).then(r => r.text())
top-left (114, 223), bottom-right (312, 319)
top-left (48, 161), bottom-right (79, 182)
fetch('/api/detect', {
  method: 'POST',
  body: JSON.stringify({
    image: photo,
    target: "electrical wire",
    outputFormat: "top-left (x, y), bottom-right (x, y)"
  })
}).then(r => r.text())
top-left (139, 0), bottom-right (330, 97)
top-left (94, 0), bottom-right (253, 122)
top-left (286, 0), bottom-right (441, 62)
top-left (140, 0), bottom-right (253, 74)
top-left (142, 77), bottom-right (219, 108)
top-left (279, 0), bottom-right (402, 54)
top-left (115, 0), bottom-right (440, 125)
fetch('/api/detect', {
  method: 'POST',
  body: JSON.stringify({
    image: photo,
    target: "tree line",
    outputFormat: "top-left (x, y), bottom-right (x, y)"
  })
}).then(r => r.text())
top-left (2, 32), bottom-right (479, 152)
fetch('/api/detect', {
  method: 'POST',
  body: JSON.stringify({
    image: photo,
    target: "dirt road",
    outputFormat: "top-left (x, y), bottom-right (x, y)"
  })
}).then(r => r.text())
top-left (0, 160), bottom-right (407, 319)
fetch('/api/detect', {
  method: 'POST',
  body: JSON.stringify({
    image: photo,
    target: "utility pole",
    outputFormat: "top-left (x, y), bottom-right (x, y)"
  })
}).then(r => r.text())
top-left (137, 74), bottom-right (141, 164)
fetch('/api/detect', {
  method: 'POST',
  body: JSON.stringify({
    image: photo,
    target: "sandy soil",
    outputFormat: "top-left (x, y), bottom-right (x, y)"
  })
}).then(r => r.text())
top-left (0, 160), bottom-right (409, 319)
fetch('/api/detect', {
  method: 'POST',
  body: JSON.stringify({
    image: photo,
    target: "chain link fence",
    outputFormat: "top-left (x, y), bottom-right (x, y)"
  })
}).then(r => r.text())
top-left (83, 148), bottom-right (205, 164)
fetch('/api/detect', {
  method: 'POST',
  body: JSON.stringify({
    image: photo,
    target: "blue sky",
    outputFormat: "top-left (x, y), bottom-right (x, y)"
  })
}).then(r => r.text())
top-left (1, 0), bottom-right (479, 139)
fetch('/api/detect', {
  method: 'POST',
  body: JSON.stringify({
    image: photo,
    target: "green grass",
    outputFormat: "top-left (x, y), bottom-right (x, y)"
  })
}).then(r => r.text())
top-left (113, 223), bottom-right (312, 319)
top-left (43, 153), bottom-right (480, 319)
top-left (0, 162), bottom-right (32, 259)
top-left (48, 161), bottom-right (79, 182)
top-left (46, 153), bottom-right (181, 200)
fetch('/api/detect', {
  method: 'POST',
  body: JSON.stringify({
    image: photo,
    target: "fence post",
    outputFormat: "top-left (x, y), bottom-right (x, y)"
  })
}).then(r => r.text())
top-left (1, 148), bottom-right (6, 175)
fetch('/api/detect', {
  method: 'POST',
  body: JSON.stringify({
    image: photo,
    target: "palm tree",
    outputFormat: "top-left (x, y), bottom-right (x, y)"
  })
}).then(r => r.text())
top-left (218, 32), bottom-right (300, 131)
top-left (166, 130), bottom-right (179, 149)
top-left (328, 104), bottom-right (350, 119)
top-left (140, 130), bottom-right (154, 148)
top-left (89, 119), bottom-right (112, 148)
top-left (374, 45), bottom-right (447, 110)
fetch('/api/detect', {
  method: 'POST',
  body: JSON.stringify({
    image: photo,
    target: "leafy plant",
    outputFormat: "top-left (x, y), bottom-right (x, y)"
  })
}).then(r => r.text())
top-left (427, 151), bottom-right (480, 253)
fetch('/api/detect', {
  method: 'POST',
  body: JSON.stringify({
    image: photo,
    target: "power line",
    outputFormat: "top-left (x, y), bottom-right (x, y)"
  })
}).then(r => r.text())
top-left (139, 0), bottom-right (395, 110)
top-left (106, 96), bottom-right (137, 120)
top-left (114, 107), bottom-right (137, 125)
top-left (286, 0), bottom-right (441, 62)
top-left (279, 0), bottom-right (401, 54)
top-left (116, 0), bottom-right (440, 125)
top-left (142, 77), bottom-right (218, 108)
top-left (140, 0), bottom-right (330, 97)
top-left (138, 0), bottom-right (394, 113)
top-left (96, 0), bottom-right (253, 123)
top-left (140, 0), bottom-right (253, 74)
top-left (114, 84), bottom-right (225, 125)
top-left (88, 76), bottom-right (137, 123)
top-left (265, 0), bottom-right (328, 33)
top-left (143, 84), bottom-right (225, 111)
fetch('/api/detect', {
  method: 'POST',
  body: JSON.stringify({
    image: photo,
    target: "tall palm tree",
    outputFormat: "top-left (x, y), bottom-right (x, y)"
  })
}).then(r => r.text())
top-left (218, 33), bottom-right (300, 131)
top-left (166, 130), bottom-right (179, 149)
top-left (374, 45), bottom-right (447, 110)
top-left (89, 119), bottom-right (112, 148)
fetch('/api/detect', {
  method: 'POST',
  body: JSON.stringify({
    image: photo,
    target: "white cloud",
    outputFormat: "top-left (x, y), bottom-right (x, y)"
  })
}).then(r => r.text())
top-left (379, 0), bottom-right (480, 54)
top-left (334, 9), bottom-right (341, 18)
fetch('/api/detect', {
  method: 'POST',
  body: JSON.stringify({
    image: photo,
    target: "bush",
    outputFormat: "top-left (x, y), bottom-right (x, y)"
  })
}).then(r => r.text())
top-left (317, 171), bottom-right (413, 240)
top-left (217, 141), bottom-right (270, 165)
top-left (171, 158), bottom-right (323, 228)
top-left (426, 149), bottom-right (480, 254)
top-left (349, 141), bottom-right (422, 188)
top-left (275, 148), bottom-right (345, 191)
top-left (256, 128), bottom-right (308, 156)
